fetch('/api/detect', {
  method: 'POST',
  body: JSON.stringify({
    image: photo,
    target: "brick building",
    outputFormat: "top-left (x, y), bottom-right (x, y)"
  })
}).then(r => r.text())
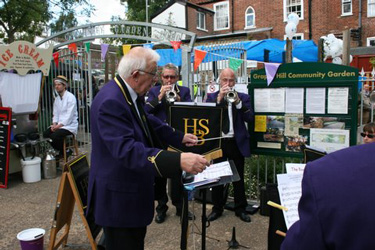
top-left (152, 0), bottom-right (375, 47)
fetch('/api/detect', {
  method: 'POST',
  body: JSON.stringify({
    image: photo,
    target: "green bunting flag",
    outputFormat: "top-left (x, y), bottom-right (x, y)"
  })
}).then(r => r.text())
top-left (229, 58), bottom-right (243, 71)
top-left (85, 42), bottom-right (91, 53)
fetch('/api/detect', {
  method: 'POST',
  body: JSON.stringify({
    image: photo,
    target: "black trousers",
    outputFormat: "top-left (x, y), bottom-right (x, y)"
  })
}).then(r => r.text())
top-left (211, 138), bottom-right (247, 214)
top-left (154, 176), bottom-right (183, 214)
top-left (103, 226), bottom-right (147, 250)
top-left (43, 128), bottom-right (72, 155)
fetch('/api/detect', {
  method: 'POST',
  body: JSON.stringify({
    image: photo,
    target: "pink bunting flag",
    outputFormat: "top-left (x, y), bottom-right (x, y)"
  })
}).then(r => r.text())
top-left (101, 43), bottom-right (109, 62)
top-left (170, 41), bottom-right (182, 51)
top-left (264, 62), bottom-right (281, 86)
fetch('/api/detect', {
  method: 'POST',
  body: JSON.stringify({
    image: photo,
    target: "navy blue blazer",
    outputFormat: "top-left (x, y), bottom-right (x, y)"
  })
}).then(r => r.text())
top-left (87, 76), bottom-right (185, 228)
top-left (281, 143), bottom-right (375, 250)
top-left (145, 84), bottom-right (192, 123)
top-left (206, 91), bottom-right (254, 157)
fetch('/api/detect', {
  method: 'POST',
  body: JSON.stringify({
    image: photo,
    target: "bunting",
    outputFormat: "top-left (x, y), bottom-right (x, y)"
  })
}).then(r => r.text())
top-left (194, 49), bottom-right (207, 71)
top-left (85, 42), bottom-right (91, 53)
top-left (264, 62), bottom-right (281, 86)
top-left (101, 43), bottom-right (109, 62)
top-left (122, 44), bottom-right (131, 56)
top-left (229, 58), bottom-right (243, 72)
top-left (52, 52), bottom-right (59, 67)
top-left (170, 41), bottom-right (182, 51)
top-left (143, 43), bottom-right (154, 49)
top-left (68, 43), bottom-right (77, 55)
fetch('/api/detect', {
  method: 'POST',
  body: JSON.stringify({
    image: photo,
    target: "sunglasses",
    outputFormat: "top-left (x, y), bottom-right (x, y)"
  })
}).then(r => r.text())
top-left (361, 132), bottom-right (375, 138)
top-left (162, 75), bottom-right (176, 79)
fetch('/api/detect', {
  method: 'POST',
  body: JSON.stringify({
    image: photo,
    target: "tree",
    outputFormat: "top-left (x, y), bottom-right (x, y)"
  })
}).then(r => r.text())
top-left (0, 0), bottom-right (94, 44)
top-left (0, 0), bottom-right (50, 43)
top-left (121, 0), bottom-right (168, 22)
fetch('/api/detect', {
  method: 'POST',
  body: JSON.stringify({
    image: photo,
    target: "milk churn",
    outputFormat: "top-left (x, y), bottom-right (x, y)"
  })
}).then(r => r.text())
top-left (43, 150), bottom-right (57, 179)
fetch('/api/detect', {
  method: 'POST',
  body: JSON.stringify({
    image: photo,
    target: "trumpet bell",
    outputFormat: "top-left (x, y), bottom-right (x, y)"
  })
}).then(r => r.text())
top-left (166, 90), bottom-right (177, 103)
top-left (225, 90), bottom-right (238, 103)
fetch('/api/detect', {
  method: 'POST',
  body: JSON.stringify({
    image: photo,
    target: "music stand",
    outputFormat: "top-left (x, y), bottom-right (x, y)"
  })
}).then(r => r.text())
top-left (180, 160), bottom-right (240, 250)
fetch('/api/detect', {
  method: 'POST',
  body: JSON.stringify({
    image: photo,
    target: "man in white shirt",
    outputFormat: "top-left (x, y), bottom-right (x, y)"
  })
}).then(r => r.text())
top-left (43, 75), bottom-right (78, 158)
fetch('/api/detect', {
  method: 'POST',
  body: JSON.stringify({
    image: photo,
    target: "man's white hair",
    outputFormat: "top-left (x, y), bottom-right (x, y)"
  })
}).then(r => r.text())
top-left (117, 47), bottom-right (160, 78)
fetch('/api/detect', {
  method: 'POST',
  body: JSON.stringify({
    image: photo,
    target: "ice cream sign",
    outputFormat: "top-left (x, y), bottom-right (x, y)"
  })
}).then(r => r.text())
top-left (0, 41), bottom-right (53, 76)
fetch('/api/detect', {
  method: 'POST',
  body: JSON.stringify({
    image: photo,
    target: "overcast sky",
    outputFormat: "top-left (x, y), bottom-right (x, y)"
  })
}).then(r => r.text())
top-left (79, 0), bottom-right (127, 24)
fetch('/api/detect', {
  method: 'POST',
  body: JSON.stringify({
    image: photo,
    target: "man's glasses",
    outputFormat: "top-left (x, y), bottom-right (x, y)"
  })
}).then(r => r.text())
top-left (138, 70), bottom-right (157, 77)
top-left (360, 132), bottom-right (375, 138)
top-left (162, 75), bottom-right (176, 80)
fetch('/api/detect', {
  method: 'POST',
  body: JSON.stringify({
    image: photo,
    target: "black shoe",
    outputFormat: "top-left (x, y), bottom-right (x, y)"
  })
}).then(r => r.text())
top-left (154, 212), bottom-right (167, 224)
top-left (235, 212), bottom-right (251, 223)
top-left (207, 211), bottom-right (222, 222)
top-left (176, 210), bottom-right (195, 220)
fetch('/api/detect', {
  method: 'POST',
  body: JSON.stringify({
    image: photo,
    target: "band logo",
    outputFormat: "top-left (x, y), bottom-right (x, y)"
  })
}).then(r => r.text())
top-left (169, 105), bottom-right (222, 154)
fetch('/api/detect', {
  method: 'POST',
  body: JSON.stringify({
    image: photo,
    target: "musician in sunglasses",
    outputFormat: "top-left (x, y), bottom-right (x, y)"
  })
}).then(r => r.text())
top-left (361, 122), bottom-right (375, 144)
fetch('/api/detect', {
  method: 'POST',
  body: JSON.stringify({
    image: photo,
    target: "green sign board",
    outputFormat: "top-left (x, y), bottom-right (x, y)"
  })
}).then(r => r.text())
top-left (249, 62), bottom-right (358, 158)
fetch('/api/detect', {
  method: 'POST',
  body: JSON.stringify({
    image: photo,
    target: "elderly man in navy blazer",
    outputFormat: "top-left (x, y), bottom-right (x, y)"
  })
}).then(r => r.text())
top-left (87, 47), bottom-right (209, 250)
top-left (281, 142), bottom-right (375, 250)
top-left (206, 68), bottom-right (254, 223)
top-left (145, 63), bottom-right (193, 223)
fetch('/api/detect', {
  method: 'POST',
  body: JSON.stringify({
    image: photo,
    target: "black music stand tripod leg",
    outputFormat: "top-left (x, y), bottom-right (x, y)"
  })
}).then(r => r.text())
top-left (180, 189), bottom-right (189, 250)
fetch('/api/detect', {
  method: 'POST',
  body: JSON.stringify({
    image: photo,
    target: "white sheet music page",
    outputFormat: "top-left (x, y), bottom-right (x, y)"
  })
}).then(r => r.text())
top-left (277, 173), bottom-right (303, 229)
top-left (193, 161), bottom-right (233, 183)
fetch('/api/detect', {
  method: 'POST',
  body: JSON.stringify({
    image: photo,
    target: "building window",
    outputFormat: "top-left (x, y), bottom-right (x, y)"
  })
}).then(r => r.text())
top-left (245, 7), bottom-right (255, 28)
top-left (196, 11), bottom-right (206, 30)
top-left (367, 37), bottom-right (375, 46)
top-left (368, 0), bottom-right (375, 17)
top-left (284, 33), bottom-right (304, 40)
top-left (284, 0), bottom-right (303, 21)
top-left (342, 0), bottom-right (352, 15)
top-left (214, 1), bottom-right (229, 30)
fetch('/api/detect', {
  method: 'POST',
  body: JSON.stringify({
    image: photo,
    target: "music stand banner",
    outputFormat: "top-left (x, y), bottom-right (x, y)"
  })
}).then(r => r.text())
top-left (168, 105), bottom-right (223, 155)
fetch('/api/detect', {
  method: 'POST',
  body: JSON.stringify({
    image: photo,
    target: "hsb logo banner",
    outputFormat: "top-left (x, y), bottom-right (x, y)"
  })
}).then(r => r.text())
top-left (168, 105), bottom-right (223, 154)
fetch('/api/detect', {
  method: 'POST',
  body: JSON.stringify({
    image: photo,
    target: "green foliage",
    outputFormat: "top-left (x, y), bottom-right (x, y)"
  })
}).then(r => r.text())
top-left (228, 155), bottom-right (302, 200)
top-left (121, 0), bottom-right (169, 22)
top-left (0, 0), bottom-right (95, 43)
top-left (0, 0), bottom-right (50, 43)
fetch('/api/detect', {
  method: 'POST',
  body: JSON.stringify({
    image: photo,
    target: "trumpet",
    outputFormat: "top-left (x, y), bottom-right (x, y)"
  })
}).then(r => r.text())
top-left (225, 89), bottom-right (238, 103)
top-left (166, 89), bottom-right (177, 103)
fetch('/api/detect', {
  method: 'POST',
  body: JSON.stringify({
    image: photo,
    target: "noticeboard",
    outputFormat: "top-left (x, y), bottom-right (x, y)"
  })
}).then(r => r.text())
top-left (249, 62), bottom-right (358, 158)
top-left (0, 107), bottom-right (12, 188)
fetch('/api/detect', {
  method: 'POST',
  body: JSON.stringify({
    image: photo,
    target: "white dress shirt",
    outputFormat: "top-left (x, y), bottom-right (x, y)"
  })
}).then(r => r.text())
top-left (53, 90), bottom-right (78, 135)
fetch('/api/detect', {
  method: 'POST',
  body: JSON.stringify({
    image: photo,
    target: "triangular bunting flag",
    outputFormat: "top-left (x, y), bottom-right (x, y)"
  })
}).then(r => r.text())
top-left (85, 42), bottom-right (91, 53)
top-left (264, 62), bottom-right (281, 86)
top-left (143, 43), bottom-right (154, 49)
top-left (122, 45), bottom-right (131, 56)
top-left (52, 52), bottom-right (59, 67)
top-left (194, 49), bottom-right (207, 71)
top-left (68, 43), bottom-right (77, 55)
top-left (229, 58), bottom-right (243, 72)
top-left (170, 41), bottom-right (182, 52)
top-left (101, 43), bottom-right (109, 62)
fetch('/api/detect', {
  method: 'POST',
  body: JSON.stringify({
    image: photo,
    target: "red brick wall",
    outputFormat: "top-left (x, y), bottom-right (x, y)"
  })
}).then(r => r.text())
top-left (186, 0), bottom-right (375, 47)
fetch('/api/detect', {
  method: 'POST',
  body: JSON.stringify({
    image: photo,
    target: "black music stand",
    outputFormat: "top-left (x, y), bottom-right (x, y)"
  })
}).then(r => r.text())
top-left (180, 160), bottom-right (240, 250)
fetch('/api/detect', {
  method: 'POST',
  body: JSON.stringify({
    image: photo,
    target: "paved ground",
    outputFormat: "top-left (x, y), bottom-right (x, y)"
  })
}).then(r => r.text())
top-left (0, 170), bottom-right (269, 250)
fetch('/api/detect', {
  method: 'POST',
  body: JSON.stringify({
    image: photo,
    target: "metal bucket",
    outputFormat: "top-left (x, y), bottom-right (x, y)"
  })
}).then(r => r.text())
top-left (42, 150), bottom-right (57, 179)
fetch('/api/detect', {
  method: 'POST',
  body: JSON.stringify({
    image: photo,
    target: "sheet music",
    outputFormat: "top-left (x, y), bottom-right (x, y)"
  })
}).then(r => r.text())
top-left (193, 161), bottom-right (233, 182)
top-left (277, 173), bottom-right (303, 229)
top-left (183, 161), bottom-right (233, 190)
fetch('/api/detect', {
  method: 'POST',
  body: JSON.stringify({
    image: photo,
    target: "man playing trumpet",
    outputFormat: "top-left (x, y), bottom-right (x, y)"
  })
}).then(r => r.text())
top-left (145, 63), bottom-right (193, 223)
top-left (206, 68), bottom-right (254, 223)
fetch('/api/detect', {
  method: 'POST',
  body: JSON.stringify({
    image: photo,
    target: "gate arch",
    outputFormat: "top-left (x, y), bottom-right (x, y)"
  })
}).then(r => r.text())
top-left (38, 21), bottom-right (197, 150)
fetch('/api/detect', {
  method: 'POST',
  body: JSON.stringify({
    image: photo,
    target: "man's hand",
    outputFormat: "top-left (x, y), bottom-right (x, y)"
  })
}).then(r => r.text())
top-left (182, 133), bottom-right (198, 147)
top-left (158, 84), bottom-right (172, 101)
top-left (217, 83), bottom-right (229, 103)
top-left (181, 153), bottom-right (210, 175)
